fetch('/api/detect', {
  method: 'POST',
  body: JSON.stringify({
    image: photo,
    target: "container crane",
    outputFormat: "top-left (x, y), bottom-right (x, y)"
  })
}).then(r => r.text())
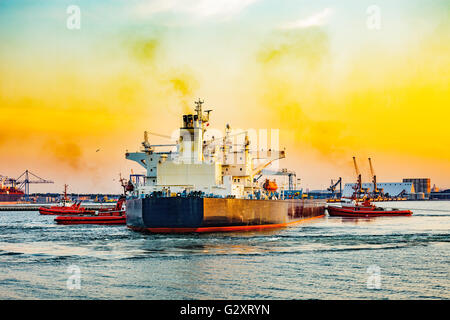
top-left (0, 175), bottom-right (19, 188)
top-left (14, 170), bottom-right (54, 197)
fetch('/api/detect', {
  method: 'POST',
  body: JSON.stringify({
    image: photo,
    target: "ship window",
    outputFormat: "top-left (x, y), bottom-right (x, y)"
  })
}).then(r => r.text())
top-left (150, 168), bottom-right (153, 172)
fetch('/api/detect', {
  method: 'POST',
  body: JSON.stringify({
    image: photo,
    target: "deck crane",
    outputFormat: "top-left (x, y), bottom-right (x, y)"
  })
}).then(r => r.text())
top-left (142, 131), bottom-right (178, 152)
top-left (205, 126), bottom-right (285, 177)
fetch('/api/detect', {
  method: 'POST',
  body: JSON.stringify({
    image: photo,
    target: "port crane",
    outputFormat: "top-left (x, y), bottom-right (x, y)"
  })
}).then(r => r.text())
top-left (14, 170), bottom-right (54, 197)
top-left (0, 175), bottom-right (18, 188)
top-left (352, 156), bottom-right (362, 198)
top-left (327, 177), bottom-right (342, 198)
top-left (368, 158), bottom-right (384, 199)
top-left (352, 157), bottom-right (369, 200)
top-left (394, 189), bottom-right (407, 199)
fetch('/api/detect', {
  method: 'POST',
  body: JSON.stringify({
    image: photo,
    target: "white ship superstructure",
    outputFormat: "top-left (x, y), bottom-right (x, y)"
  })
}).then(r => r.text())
top-left (125, 99), bottom-right (286, 199)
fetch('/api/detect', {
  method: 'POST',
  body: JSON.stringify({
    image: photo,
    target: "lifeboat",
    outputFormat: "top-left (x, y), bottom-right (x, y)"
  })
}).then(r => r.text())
top-left (263, 179), bottom-right (278, 192)
top-left (327, 199), bottom-right (412, 217)
top-left (125, 181), bottom-right (134, 192)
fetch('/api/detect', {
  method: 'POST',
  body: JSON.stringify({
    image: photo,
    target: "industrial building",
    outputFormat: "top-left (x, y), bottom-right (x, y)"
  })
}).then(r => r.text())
top-left (403, 178), bottom-right (431, 194)
top-left (342, 182), bottom-right (414, 198)
top-left (429, 189), bottom-right (450, 200)
top-left (305, 190), bottom-right (335, 199)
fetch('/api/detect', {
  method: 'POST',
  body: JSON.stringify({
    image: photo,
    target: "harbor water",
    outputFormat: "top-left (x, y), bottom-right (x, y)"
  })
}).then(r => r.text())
top-left (0, 201), bottom-right (448, 299)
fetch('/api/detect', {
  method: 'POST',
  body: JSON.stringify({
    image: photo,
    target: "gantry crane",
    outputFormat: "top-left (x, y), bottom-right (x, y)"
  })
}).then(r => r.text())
top-left (14, 170), bottom-right (54, 197)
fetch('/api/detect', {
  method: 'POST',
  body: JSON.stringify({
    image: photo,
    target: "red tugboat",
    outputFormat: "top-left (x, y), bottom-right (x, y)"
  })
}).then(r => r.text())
top-left (54, 197), bottom-right (126, 225)
top-left (39, 185), bottom-right (93, 215)
top-left (39, 202), bottom-right (90, 215)
top-left (54, 178), bottom-right (128, 225)
top-left (327, 157), bottom-right (413, 217)
top-left (327, 198), bottom-right (412, 217)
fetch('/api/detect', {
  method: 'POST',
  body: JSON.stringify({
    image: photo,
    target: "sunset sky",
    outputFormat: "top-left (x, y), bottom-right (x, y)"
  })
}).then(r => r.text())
top-left (0, 0), bottom-right (449, 194)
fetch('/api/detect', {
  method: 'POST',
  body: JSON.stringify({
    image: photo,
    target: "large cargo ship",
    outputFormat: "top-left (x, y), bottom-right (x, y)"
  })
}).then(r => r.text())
top-left (125, 100), bottom-right (326, 233)
top-left (0, 178), bottom-right (24, 202)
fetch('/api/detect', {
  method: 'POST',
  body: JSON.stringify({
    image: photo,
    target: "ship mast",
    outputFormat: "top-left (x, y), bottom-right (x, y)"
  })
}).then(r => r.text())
top-left (194, 98), bottom-right (212, 134)
top-left (194, 98), bottom-right (203, 118)
top-left (63, 184), bottom-right (69, 205)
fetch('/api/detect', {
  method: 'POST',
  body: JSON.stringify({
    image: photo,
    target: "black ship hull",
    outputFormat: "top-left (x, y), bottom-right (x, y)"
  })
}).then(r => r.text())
top-left (126, 197), bottom-right (326, 233)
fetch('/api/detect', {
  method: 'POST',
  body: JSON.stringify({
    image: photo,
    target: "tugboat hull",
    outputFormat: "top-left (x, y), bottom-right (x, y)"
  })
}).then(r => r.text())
top-left (39, 207), bottom-right (94, 215)
top-left (55, 215), bottom-right (126, 225)
top-left (127, 197), bottom-right (326, 233)
top-left (327, 205), bottom-right (412, 217)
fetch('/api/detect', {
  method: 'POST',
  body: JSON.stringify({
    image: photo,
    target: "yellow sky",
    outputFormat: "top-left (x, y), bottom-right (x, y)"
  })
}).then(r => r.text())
top-left (0, 1), bottom-right (449, 193)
